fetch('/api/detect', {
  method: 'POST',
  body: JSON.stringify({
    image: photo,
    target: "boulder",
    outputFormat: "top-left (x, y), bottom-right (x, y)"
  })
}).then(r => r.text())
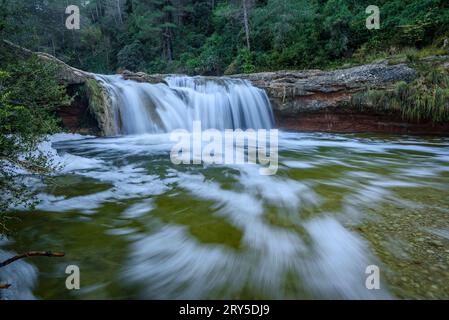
top-left (119, 70), bottom-right (167, 85)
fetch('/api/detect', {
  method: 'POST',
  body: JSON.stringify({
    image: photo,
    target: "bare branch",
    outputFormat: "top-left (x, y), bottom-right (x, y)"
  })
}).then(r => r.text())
top-left (0, 251), bottom-right (65, 268)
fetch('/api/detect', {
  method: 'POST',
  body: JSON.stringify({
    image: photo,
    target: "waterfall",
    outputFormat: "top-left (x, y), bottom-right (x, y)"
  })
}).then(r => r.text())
top-left (94, 74), bottom-right (275, 135)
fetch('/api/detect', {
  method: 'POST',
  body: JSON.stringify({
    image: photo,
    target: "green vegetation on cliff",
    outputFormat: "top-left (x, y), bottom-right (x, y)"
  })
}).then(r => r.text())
top-left (353, 63), bottom-right (449, 123)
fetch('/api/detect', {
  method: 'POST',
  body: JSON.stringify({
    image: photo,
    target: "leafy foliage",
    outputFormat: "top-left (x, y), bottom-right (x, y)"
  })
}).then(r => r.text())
top-left (117, 40), bottom-right (144, 71)
top-left (2, 0), bottom-right (447, 75)
top-left (0, 56), bottom-right (71, 234)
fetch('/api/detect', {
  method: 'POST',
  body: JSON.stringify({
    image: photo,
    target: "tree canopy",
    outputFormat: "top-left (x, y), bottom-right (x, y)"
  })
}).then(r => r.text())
top-left (1, 0), bottom-right (448, 75)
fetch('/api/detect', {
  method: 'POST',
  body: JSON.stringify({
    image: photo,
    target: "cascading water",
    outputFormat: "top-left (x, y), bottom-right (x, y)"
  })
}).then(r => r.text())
top-left (94, 74), bottom-right (275, 135)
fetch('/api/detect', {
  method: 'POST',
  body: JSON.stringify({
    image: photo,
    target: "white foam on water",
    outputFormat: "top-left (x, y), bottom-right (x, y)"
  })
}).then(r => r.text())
top-left (122, 199), bottom-right (155, 219)
top-left (36, 165), bottom-right (169, 214)
top-left (237, 165), bottom-right (320, 212)
top-left (122, 166), bottom-right (388, 299)
top-left (302, 216), bottom-right (391, 299)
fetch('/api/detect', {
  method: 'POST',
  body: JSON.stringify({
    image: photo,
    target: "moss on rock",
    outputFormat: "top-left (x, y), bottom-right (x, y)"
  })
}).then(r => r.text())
top-left (85, 78), bottom-right (116, 136)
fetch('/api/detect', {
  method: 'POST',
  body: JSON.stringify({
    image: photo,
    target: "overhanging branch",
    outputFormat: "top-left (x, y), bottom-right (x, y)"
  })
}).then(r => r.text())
top-left (0, 251), bottom-right (65, 268)
top-left (0, 251), bottom-right (65, 289)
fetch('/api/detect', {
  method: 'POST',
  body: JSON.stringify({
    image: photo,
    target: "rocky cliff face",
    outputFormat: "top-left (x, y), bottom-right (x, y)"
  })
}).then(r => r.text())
top-left (233, 61), bottom-right (418, 116)
top-left (232, 59), bottom-right (449, 134)
top-left (84, 79), bottom-right (117, 136)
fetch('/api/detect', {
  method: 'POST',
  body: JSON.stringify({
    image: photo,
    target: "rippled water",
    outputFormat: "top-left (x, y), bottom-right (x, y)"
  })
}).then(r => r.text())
top-left (2, 132), bottom-right (449, 299)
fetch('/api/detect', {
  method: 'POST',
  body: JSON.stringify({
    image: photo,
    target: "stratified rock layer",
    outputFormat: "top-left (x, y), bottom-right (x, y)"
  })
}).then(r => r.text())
top-left (233, 61), bottom-right (418, 116)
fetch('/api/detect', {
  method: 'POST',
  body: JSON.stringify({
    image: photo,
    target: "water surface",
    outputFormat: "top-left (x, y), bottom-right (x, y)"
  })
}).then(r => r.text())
top-left (2, 131), bottom-right (449, 299)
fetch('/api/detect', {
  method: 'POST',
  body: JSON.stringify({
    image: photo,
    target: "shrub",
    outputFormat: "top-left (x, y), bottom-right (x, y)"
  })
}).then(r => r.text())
top-left (352, 67), bottom-right (449, 123)
top-left (0, 55), bottom-right (71, 233)
top-left (117, 41), bottom-right (145, 72)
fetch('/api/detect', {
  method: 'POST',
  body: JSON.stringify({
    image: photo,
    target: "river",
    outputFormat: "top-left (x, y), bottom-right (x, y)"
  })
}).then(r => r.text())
top-left (1, 76), bottom-right (449, 299)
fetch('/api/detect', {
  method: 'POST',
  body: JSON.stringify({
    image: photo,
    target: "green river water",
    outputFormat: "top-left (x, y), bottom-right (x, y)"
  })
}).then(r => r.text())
top-left (1, 131), bottom-right (449, 299)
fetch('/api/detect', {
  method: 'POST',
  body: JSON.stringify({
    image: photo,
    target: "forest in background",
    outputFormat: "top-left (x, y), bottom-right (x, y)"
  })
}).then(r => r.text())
top-left (1, 0), bottom-right (449, 75)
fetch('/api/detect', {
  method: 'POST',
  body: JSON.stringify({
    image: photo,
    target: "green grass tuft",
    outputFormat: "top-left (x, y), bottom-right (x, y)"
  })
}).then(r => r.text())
top-left (352, 67), bottom-right (449, 123)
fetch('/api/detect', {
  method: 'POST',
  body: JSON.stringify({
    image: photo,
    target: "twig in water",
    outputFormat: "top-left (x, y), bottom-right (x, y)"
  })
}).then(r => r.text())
top-left (0, 251), bottom-right (65, 289)
top-left (0, 251), bottom-right (65, 268)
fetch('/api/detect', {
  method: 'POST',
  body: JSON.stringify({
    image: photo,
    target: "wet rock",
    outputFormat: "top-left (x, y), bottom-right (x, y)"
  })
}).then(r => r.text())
top-left (84, 79), bottom-right (117, 136)
top-left (119, 70), bottom-right (167, 85)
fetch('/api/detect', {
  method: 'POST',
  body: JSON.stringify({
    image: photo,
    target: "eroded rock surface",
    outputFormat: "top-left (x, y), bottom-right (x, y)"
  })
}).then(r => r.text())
top-left (233, 61), bottom-right (418, 116)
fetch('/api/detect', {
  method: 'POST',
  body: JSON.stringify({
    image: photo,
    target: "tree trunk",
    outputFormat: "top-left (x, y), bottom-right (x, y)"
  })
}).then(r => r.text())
top-left (242, 0), bottom-right (251, 51)
top-left (163, 0), bottom-right (174, 61)
top-left (164, 29), bottom-right (173, 61)
top-left (117, 0), bottom-right (123, 24)
top-left (125, 0), bottom-right (133, 15)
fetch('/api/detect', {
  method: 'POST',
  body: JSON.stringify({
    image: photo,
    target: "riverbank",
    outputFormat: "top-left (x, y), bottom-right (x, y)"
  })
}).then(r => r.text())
top-left (235, 57), bottom-right (449, 135)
